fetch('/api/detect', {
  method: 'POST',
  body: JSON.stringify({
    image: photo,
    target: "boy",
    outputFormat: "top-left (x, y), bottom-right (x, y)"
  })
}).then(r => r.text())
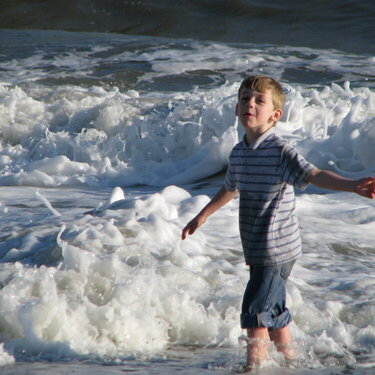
top-left (181, 76), bottom-right (375, 369)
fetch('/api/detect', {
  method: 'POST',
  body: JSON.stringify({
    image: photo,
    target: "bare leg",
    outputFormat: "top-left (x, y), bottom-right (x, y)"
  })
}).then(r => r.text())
top-left (268, 325), bottom-right (295, 360)
top-left (246, 327), bottom-right (270, 368)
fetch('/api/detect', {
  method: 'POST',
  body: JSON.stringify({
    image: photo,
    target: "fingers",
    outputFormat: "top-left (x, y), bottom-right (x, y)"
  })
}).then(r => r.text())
top-left (360, 177), bottom-right (375, 186)
top-left (181, 218), bottom-right (200, 240)
top-left (181, 222), bottom-right (195, 240)
top-left (356, 177), bottom-right (375, 199)
top-left (181, 227), bottom-right (189, 240)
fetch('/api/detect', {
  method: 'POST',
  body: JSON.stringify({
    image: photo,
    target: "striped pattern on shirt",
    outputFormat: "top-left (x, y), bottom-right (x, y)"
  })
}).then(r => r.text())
top-left (224, 132), bottom-right (315, 266)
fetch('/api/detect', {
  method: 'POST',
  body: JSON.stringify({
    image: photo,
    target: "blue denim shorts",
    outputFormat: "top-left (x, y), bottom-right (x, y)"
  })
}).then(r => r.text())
top-left (241, 260), bottom-right (295, 330)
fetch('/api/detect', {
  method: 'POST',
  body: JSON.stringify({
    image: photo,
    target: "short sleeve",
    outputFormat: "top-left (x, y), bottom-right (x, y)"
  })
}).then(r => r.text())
top-left (224, 160), bottom-right (237, 192)
top-left (281, 144), bottom-right (315, 190)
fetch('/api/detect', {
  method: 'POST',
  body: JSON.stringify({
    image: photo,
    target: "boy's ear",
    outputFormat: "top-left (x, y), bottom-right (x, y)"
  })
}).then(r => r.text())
top-left (235, 103), bottom-right (239, 116)
top-left (271, 108), bottom-right (283, 122)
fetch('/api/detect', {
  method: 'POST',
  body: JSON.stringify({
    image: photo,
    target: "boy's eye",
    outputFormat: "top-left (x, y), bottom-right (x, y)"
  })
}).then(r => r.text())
top-left (240, 96), bottom-right (265, 103)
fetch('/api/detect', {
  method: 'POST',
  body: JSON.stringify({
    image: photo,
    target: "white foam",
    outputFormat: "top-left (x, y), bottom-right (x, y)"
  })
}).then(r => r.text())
top-left (0, 344), bottom-right (14, 366)
top-left (0, 185), bottom-right (373, 366)
top-left (34, 190), bottom-right (61, 217)
top-left (0, 78), bottom-right (374, 188)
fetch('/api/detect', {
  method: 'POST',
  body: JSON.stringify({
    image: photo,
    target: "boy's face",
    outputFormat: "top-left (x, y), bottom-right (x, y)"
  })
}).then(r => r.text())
top-left (236, 88), bottom-right (282, 133)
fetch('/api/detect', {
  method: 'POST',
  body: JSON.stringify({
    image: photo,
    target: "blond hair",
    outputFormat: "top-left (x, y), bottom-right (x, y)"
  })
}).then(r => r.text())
top-left (238, 75), bottom-right (285, 109)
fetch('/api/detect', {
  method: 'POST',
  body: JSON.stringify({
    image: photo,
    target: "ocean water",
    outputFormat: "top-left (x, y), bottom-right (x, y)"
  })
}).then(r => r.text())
top-left (0, 1), bottom-right (375, 374)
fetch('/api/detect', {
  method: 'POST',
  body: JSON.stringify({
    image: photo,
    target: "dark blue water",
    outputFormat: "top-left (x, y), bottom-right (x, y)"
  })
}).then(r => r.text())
top-left (1, 0), bottom-right (375, 54)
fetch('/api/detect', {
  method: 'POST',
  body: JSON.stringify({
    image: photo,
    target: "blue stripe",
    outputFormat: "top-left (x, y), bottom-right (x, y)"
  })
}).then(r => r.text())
top-left (239, 217), bottom-right (296, 229)
top-left (235, 172), bottom-right (280, 177)
top-left (241, 225), bottom-right (300, 244)
top-left (231, 152), bottom-right (280, 158)
top-left (231, 159), bottom-right (280, 167)
top-left (239, 210), bottom-right (292, 220)
top-left (280, 198), bottom-right (295, 204)
top-left (240, 196), bottom-right (294, 204)
top-left (241, 230), bottom-right (300, 250)
top-left (239, 187), bottom-right (282, 194)
top-left (240, 197), bottom-right (295, 207)
top-left (232, 143), bottom-right (280, 152)
top-left (240, 198), bottom-right (275, 204)
top-left (237, 182), bottom-right (281, 188)
top-left (244, 242), bottom-right (301, 260)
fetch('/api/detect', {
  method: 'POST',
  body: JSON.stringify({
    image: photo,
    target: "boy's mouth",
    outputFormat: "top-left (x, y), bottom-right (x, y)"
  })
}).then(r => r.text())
top-left (244, 112), bottom-right (254, 117)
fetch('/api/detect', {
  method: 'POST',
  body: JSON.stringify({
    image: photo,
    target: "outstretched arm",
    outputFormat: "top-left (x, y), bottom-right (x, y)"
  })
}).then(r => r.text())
top-left (181, 185), bottom-right (238, 240)
top-left (307, 168), bottom-right (375, 199)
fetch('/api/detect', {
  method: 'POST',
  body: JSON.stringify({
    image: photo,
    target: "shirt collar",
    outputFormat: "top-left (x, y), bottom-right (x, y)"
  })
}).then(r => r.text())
top-left (243, 127), bottom-right (275, 150)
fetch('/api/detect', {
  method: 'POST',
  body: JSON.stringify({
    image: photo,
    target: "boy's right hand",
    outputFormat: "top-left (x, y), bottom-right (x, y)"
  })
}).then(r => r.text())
top-left (181, 215), bottom-right (206, 240)
top-left (181, 185), bottom-right (237, 240)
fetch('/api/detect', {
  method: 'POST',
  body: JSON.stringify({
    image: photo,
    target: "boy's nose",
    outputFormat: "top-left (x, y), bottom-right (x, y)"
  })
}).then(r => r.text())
top-left (248, 98), bottom-right (256, 107)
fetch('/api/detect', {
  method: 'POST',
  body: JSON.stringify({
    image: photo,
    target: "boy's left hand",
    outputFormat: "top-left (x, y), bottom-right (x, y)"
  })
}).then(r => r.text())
top-left (355, 177), bottom-right (375, 199)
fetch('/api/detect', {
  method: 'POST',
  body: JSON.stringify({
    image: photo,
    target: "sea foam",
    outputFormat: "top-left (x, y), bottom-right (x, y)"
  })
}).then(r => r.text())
top-left (0, 185), bottom-right (374, 368)
top-left (0, 81), bottom-right (374, 188)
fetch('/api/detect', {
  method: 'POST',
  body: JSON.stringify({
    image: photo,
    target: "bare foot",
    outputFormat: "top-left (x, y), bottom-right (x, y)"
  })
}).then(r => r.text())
top-left (275, 341), bottom-right (298, 361)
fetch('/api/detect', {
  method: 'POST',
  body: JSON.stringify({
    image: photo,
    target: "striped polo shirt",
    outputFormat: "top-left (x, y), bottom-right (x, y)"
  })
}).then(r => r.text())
top-left (224, 128), bottom-right (315, 266)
